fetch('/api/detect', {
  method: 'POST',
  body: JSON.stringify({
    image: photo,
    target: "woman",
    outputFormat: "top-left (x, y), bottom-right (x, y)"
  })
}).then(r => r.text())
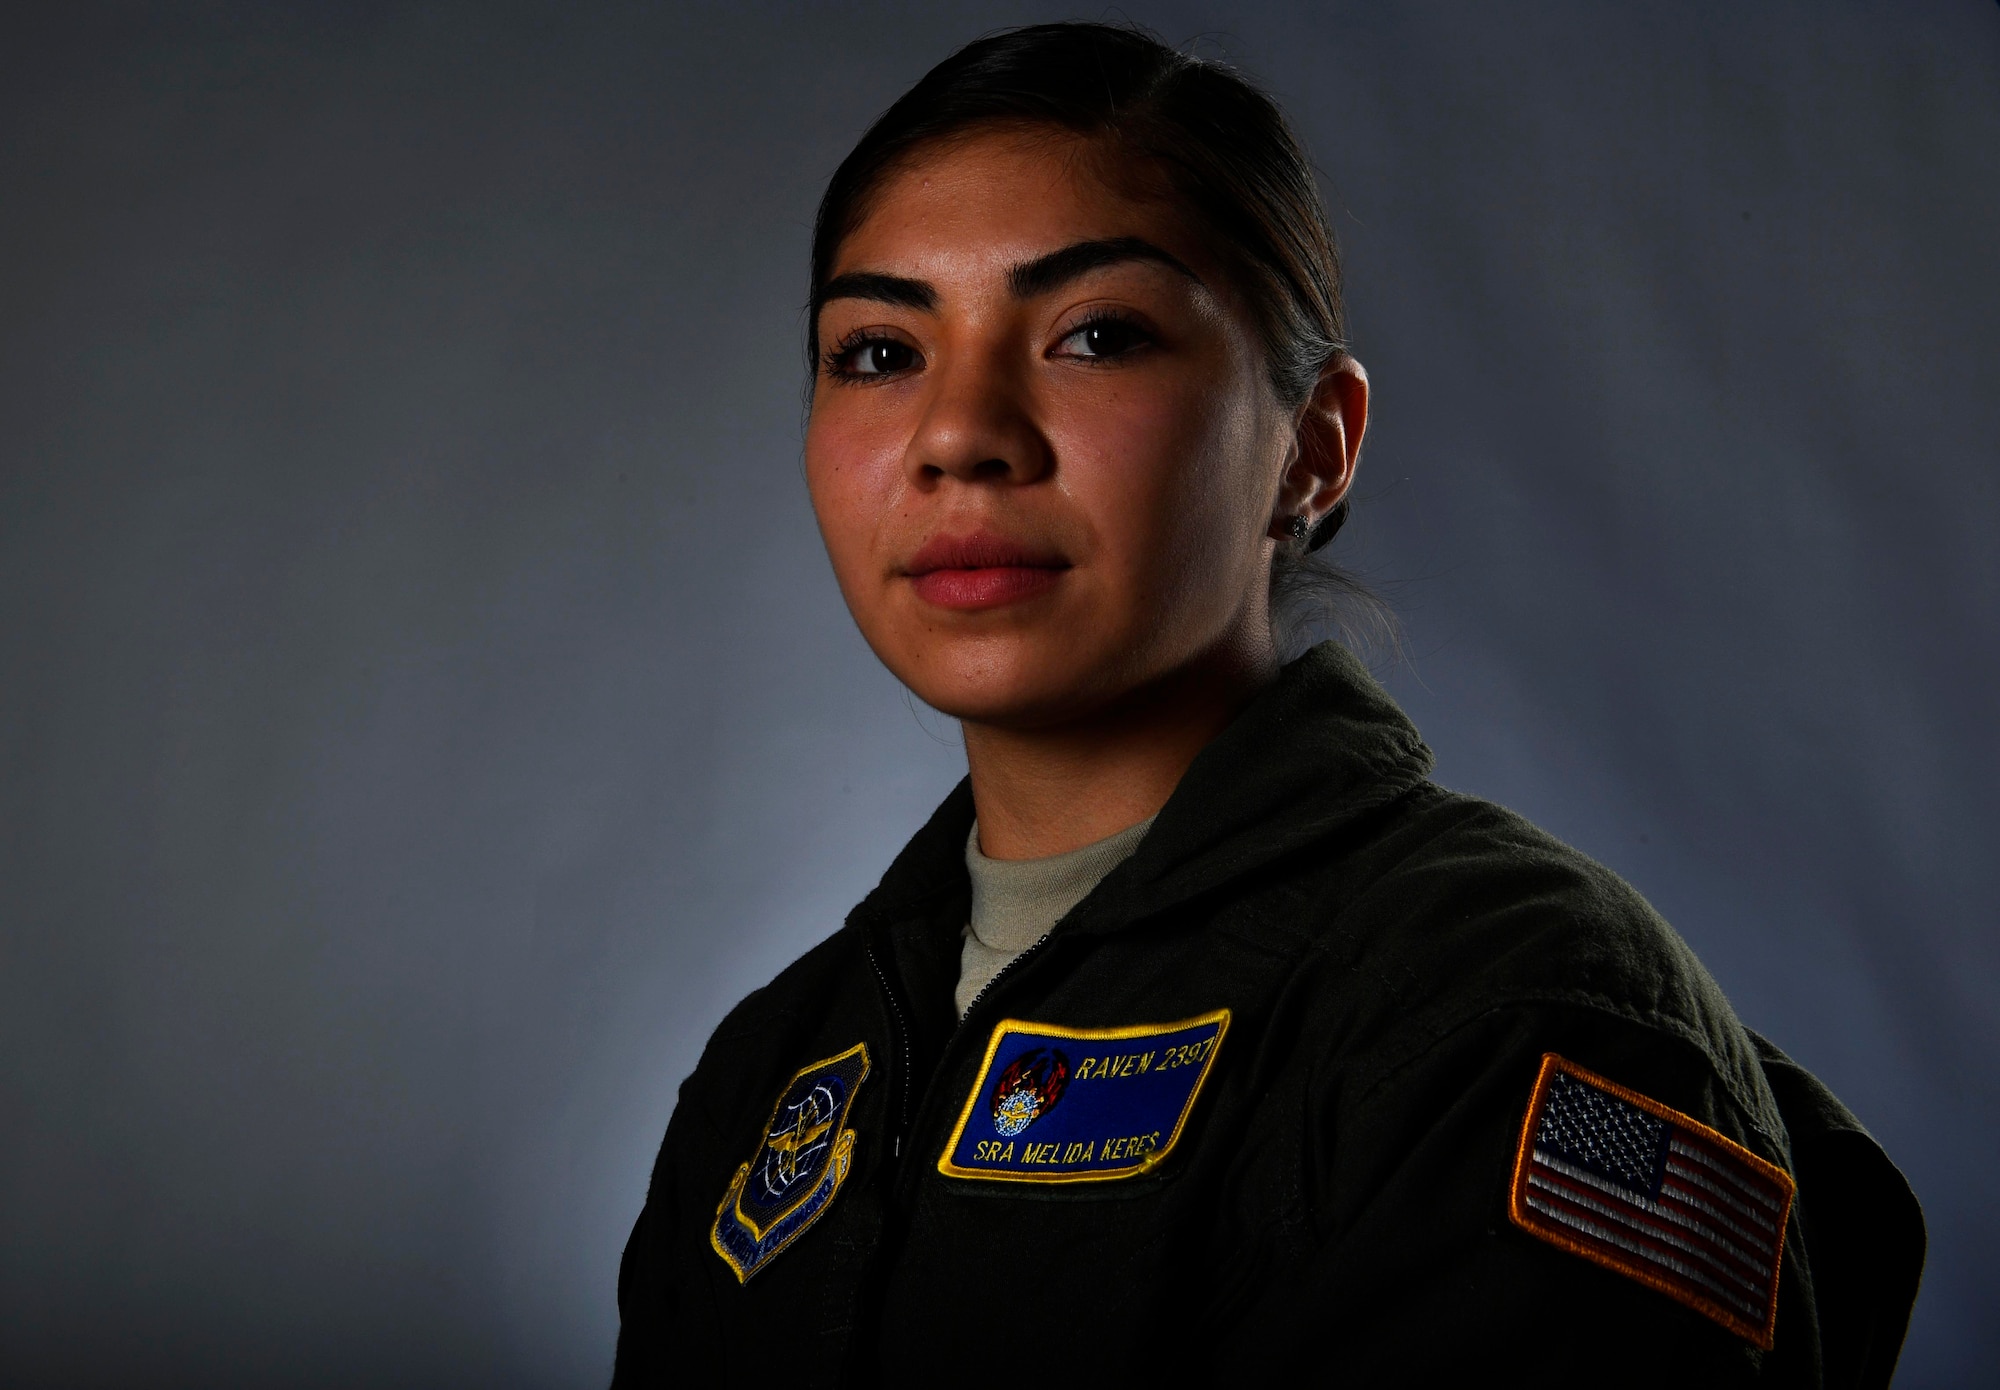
top-left (613, 24), bottom-right (1921, 1384)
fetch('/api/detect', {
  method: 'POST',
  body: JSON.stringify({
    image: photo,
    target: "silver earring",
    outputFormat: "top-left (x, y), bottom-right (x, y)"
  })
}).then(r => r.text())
top-left (1287, 514), bottom-right (1312, 542)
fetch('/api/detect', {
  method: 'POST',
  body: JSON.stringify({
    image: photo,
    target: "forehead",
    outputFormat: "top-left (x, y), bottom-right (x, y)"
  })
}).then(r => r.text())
top-left (832, 127), bottom-right (1208, 284)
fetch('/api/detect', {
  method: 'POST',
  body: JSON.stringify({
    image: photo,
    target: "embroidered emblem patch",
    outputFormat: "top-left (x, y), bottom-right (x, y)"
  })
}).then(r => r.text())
top-left (710, 1042), bottom-right (868, 1282)
top-left (990, 1047), bottom-right (1069, 1136)
top-left (938, 1011), bottom-right (1228, 1183)
top-left (1509, 1053), bottom-right (1796, 1347)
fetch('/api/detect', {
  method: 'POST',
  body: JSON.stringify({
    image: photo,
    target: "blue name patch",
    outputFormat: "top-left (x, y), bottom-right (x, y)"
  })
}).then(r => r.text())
top-left (938, 1011), bottom-right (1229, 1183)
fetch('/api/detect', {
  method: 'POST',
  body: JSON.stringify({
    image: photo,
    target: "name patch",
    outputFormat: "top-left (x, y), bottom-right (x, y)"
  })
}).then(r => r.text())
top-left (937, 1011), bottom-right (1229, 1183)
top-left (711, 1042), bottom-right (869, 1282)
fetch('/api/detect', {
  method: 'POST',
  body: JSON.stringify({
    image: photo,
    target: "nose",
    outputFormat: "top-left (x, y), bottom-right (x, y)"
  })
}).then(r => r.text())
top-left (903, 345), bottom-right (1053, 488)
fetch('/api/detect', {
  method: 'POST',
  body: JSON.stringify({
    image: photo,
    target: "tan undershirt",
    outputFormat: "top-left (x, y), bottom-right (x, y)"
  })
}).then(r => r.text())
top-left (953, 816), bottom-right (1155, 1017)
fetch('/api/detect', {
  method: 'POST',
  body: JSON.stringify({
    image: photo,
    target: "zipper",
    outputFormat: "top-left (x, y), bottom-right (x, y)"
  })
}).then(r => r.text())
top-left (864, 919), bottom-right (1064, 1174)
top-left (956, 927), bottom-right (1053, 1024)
top-left (863, 935), bottom-right (913, 1159)
top-left (847, 916), bottom-right (1085, 1383)
top-left (868, 861), bottom-right (1145, 1181)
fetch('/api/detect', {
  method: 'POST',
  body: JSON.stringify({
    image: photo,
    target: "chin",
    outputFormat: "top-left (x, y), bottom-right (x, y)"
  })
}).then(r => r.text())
top-left (904, 669), bottom-right (1065, 727)
top-left (883, 647), bottom-right (1052, 724)
top-left (891, 634), bottom-right (1145, 730)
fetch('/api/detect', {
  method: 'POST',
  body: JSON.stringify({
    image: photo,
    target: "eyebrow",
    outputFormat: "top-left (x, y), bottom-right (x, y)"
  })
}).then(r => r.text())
top-left (813, 236), bottom-right (1202, 319)
top-left (813, 270), bottom-right (937, 315)
top-left (1006, 236), bottom-right (1202, 299)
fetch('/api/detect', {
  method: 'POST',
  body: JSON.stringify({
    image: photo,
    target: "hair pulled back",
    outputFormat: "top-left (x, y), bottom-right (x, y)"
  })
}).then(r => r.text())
top-left (808, 22), bottom-right (1388, 650)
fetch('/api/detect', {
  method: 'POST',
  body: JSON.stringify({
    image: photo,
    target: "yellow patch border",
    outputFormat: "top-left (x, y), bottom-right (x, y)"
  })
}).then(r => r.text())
top-left (1507, 1052), bottom-right (1796, 1349)
top-left (709, 1040), bottom-right (869, 1282)
top-left (936, 1009), bottom-right (1230, 1184)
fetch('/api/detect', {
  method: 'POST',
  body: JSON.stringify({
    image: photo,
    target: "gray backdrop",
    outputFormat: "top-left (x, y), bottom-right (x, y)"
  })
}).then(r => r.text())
top-left (3, 2), bottom-right (1994, 1384)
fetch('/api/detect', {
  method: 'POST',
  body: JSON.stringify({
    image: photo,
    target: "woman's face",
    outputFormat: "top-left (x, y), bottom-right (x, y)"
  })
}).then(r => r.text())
top-left (805, 128), bottom-right (1307, 729)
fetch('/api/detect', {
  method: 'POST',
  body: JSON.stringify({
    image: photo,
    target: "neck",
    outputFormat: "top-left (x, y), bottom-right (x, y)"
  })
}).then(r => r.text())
top-left (961, 633), bottom-right (1278, 861)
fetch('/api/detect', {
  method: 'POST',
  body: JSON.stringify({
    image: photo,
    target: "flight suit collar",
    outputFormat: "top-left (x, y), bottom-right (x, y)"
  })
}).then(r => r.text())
top-left (1108, 640), bottom-right (1433, 924)
top-left (849, 641), bottom-right (1434, 943)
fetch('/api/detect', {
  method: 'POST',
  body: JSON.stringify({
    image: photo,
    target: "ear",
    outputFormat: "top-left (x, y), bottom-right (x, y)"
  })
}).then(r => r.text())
top-left (1269, 355), bottom-right (1369, 539)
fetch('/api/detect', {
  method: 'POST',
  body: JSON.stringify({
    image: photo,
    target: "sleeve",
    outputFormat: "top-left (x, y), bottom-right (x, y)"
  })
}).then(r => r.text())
top-left (609, 1084), bottom-right (729, 1389)
top-left (1219, 1002), bottom-right (1826, 1385)
top-left (1748, 1031), bottom-right (1924, 1390)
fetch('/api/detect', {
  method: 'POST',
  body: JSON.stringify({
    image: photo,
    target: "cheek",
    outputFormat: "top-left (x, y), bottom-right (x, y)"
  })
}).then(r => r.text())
top-left (1048, 374), bottom-right (1268, 585)
top-left (804, 405), bottom-right (904, 583)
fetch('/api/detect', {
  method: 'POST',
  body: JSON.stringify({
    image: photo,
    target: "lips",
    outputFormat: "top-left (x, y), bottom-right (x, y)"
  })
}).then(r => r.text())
top-left (903, 531), bottom-right (1070, 611)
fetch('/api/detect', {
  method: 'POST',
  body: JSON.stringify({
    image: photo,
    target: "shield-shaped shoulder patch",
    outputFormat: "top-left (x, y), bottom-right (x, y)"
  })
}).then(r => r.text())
top-left (711, 1042), bottom-right (870, 1282)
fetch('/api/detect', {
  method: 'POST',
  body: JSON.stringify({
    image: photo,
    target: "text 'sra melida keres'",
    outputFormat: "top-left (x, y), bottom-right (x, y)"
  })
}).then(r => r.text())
top-left (937, 1011), bottom-right (1229, 1183)
top-left (1509, 1053), bottom-right (1796, 1347)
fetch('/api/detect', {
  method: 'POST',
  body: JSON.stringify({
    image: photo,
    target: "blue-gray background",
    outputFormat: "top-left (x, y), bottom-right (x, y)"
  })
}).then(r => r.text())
top-left (2, 2), bottom-right (1994, 1384)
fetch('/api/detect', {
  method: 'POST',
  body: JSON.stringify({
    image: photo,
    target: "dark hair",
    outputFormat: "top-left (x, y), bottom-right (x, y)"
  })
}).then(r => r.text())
top-left (808, 22), bottom-right (1390, 654)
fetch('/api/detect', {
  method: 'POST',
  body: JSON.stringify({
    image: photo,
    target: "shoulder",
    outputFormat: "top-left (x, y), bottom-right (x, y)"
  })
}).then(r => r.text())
top-left (1317, 782), bottom-right (1778, 1137)
top-left (673, 922), bottom-right (874, 1121)
top-left (1270, 791), bottom-right (1827, 1367)
top-left (666, 781), bottom-right (973, 1132)
top-left (706, 923), bottom-right (869, 1044)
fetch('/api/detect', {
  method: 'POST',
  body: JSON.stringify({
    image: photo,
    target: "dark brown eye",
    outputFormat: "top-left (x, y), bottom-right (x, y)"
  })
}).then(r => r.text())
top-left (1056, 318), bottom-right (1151, 359)
top-left (846, 339), bottom-right (918, 375)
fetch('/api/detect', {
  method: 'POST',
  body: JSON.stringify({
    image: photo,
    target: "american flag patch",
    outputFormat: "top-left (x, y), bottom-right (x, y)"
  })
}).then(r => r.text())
top-left (1508, 1053), bottom-right (1795, 1347)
